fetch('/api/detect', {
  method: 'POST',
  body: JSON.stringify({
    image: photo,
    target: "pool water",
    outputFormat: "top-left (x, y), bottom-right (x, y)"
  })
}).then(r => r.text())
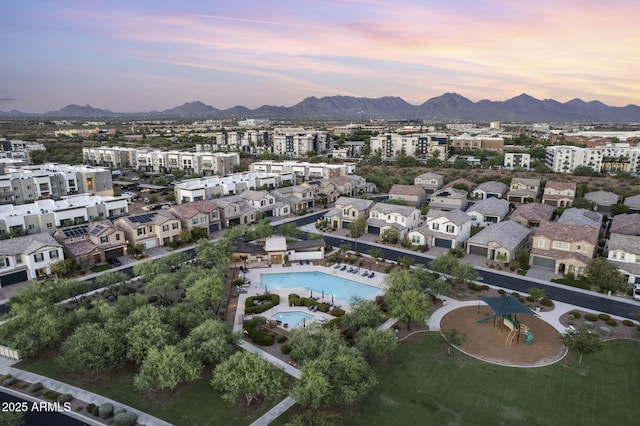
top-left (271, 311), bottom-right (313, 327)
top-left (260, 271), bottom-right (380, 302)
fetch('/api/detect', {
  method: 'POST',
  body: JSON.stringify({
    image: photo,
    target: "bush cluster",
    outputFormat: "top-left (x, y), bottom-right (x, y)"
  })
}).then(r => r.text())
top-left (276, 335), bottom-right (286, 344)
top-left (99, 402), bottom-right (114, 419)
top-left (28, 382), bottom-right (44, 393)
top-left (569, 311), bottom-right (581, 319)
top-left (245, 302), bottom-right (273, 315)
top-left (113, 411), bottom-right (138, 426)
top-left (584, 313), bottom-right (598, 322)
top-left (243, 318), bottom-right (276, 346)
top-left (597, 313), bottom-right (611, 321)
top-left (288, 294), bottom-right (330, 312)
top-left (468, 283), bottom-right (482, 292)
top-left (540, 298), bottom-right (554, 307)
top-left (43, 390), bottom-right (61, 400)
top-left (605, 319), bottom-right (618, 327)
top-left (281, 344), bottom-right (292, 354)
top-left (330, 307), bottom-right (346, 317)
top-left (622, 319), bottom-right (634, 327)
top-left (245, 294), bottom-right (281, 314)
top-left (323, 317), bottom-right (344, 328)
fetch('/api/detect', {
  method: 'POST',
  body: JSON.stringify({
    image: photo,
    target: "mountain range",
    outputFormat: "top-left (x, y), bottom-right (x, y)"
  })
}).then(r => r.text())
top-left (2, 93), bottom-right (639, 122)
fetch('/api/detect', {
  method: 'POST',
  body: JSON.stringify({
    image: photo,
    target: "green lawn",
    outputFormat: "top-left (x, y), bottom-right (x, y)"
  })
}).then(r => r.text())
top-left (16, 353), bottom-right (274, 426)
top-left (276, 333), bottom-right (640, 426)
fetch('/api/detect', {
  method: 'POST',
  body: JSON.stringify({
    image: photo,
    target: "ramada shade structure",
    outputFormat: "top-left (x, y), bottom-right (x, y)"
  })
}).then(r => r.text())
top-left (480, 296), bottom-right (538, 317)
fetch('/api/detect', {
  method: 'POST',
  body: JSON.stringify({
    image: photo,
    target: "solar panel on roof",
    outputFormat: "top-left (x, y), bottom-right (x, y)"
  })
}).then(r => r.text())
top-left (62, 225), bottom-right (88, 238)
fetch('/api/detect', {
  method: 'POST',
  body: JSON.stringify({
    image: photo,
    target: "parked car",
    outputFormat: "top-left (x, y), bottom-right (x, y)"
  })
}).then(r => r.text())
top-left (107, 258), bottom-right (121, 267)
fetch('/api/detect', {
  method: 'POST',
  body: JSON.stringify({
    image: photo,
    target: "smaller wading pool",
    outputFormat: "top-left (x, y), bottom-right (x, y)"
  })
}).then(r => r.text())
top-left (271, 311), bottom-right (313, 328)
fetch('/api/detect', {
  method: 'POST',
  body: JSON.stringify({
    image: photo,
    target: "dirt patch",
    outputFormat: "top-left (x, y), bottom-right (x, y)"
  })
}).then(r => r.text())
top-left (440, 306), bottom-right (565, 366)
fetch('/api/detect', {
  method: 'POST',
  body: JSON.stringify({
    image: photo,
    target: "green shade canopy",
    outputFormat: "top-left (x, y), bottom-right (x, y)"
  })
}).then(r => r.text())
top-left (480, 296), bottom-right (538, 317)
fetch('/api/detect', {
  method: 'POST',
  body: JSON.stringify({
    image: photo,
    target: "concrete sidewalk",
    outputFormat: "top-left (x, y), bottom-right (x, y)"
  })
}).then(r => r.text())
top-left (0, 358), bottom-right (172, 426)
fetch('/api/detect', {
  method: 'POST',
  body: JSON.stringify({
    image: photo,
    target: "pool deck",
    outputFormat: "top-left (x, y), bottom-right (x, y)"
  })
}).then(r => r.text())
top-left (234, 264), bottom-right (385, 333)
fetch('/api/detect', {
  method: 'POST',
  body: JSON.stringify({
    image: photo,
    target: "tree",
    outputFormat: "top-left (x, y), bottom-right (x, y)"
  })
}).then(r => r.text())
top-left (610, 203), bottom-right (629, 216)
top-left (451, 262), bottom-right (479, 287)
top-left (253, 218), bottom-right (273, 239)
top-left (134, 345), bottom-right (201, 392)
top-left (348, 216), bottom-right (366, 238)
top-left (278, 222), bottom-right (301, 240)
top-left (58, 321), bottom-right (126, 371)
top-left (429, 253), bottom-right (459, 275)
top-left (50, 258), bottom-right (76, 278)
top-left (573, 166), bottom-right (597, 176)
top-left (190, 226), bottom-right (208, 242)
top-left (368, 248), bottom-right (384, 263)
top-left (398, 255), bottom-right (415, 269)
top-left (585, 257), bottom-right (627, 293)
top-left (527, 287), bottom-right (546, 308)
top-left (560, 326), bottom-right (604, 364)
top-left (184, 269), bottom-right (225, 313)
top-left (339, 243), bottom-right (351, 260)
top-left (381, 227), bottom-right (399, 244)
top-left (211, 351), bottom-right (288, 406)
top-left (0, 412), bottom-right (24, 426)
top-left (516, 248), bottom-right (530, 270)
top-left (125, 305), bottom-right (177, 364)
top-left (571, 197), bottom-right (595, 210)
top-left (342, 297), bottom-right (384, 335)
top-left (293, 344), bottom-right (377, 408)
top-left (289, 324), bottom-right (344, 364)
top-left (179, 229), bottom-right (192, 245)
top-left (354, 327), bottom-right (396, 364)
top-left (440, 328), bottom-right (466, 356)
top-left (181, 319), bottom-right (238, 365)
top-left (383, 270), bottom-right (431, 330)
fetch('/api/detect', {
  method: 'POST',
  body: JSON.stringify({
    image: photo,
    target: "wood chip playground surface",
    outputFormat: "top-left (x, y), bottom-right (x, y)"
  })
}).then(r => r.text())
top-left (440, 305), bottom-right (566, 367)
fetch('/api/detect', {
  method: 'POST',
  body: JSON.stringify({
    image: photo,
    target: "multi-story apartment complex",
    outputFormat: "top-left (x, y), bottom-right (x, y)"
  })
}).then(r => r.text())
top-left (271, 130), bottom-right (334, 157)
top-left (0, 163), bottom-right (113, 204)
top-left (370, 133), bottom-right (449, 161)
top-left (249, 160), bottom-right (356, 181)
top-left (545, 143), bottom-right (640, 174)
top-left (504, 153), bottom-right (531, 170)
top-left (449, 134), bottom-right (504, 151)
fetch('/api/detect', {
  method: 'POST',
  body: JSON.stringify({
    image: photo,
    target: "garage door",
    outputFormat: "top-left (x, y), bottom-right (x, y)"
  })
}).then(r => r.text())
top-left (209, 223), bottom-right (220, 233)
top-left (468, 245), bottom-right (488, 256)
top-left (342, 221), bottom-right (351, 230)
top-left (368, 226), bottom-right (380, 235)
top-left (0, 270), bottom-right (29, 286)
top-left (105, 248), bottom-right (124, 259)
top-left (434, 238), bottom-right (451, 248)
top-left (144, 239), bottom-right (158, 249)
top-left (532, 256), bottom-right (555, 269)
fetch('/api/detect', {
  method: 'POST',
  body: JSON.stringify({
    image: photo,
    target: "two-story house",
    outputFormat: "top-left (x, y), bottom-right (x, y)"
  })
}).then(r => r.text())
top-left (509, 202), bottom-right (555, 228)
top-left (388, 184), bottom-right (426, 207)
top-left (53, 220), bottom-right (126, 267)
top-left (530, 221), bottom-right (599, 277)
top-left (584, 191), bottom-right (620, 213)
top-left (329, 175), bottom-right (376, 197)
top-left (414, 172), bottom-right (443, 194)
top-left (408, 209), bottom-right (472, 249)
top-left (324, 196), bottom-right (375, 230)
top-left (210, 195), bottom-right (258, 227)
top-left (610, 213), bottom-right (640, 236)
top-left (607, 233), bottom-right (640, 284)
top-left (302, 180), bottom-right (340, 205)
top-left (466, 198), bottom-right (510, 228)
top-left (169, 200), bottom-right (222, 237)
top-left (239, 189), bottom-right (290, 217)
top-left (472, 181), bottom-right (507, 200)
top-left (506, 177), bottom-right (540, 203)
top-left (443, 178), bottom-right (477, 193)
top-left (114, 211), bottom-right (182, 249)
top-left (541, 181), bottom-right (576, 207)
top-left (557, 208), bottom-right (603, 229)
top-left (366, 203), bottom-right (421, 239)
top-left (466, 221), bottom-right (530, 262)
top-left (428, 188), bottom-right (468, 211)
top-left (623, 194), bottom-right (640, 214)
top-left (271, 185), bottom-right (315, 213)
top-left (0, 232), bottom-right (64, 285)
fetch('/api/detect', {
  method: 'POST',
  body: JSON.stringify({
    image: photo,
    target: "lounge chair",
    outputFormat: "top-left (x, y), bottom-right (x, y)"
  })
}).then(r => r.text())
top-left (352, 268), bottom-right (359, 274)
top-left (334, 263), bottom-right (341, 269)
top-left (306, 259), bottom-right (311, 265)
top-left (361, 270), bottom-right (369, 276)
top-left (368, 272), bottom-right (375, 278)
top-left (340, 265), bottom-right (347, 271)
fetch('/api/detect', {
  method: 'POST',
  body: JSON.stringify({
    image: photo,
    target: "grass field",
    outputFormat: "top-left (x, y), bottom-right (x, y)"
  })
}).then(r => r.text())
top-left (276, 333), bottom-right (640, 426)
top-left (17, 353), bottom-right (275, 426)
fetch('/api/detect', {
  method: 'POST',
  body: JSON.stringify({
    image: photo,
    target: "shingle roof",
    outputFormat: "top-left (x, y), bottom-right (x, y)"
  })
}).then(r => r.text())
top-left (557, 208), bottom-right (603, 228)
top-left (428, 209), bottom-right (472, 226)
top-left (389, 184), bottom-right (424, 196)
top-left (608, 233), bottom-right (640, 254)
top-left (584, 191), bottom-right (620, 206)
top-left (0, 232), bottom-right (61, 256)
top-left (239, 189), bottom-right (270, 201)
top-left (610, 213), bottom-right (640, 235)
top-left (466, 198), bottom-right (510, 217)
top-left (335, 196), bottom-right (374, 211)
top-left (509, 203), bottom-right (555, 223)
top-left (415, 172), bottom-right (443, 182)
top-left (511, 177), bottom-right (540, 187)
top-left (544, 180), bottom-right (576, 191)
top-left (370, 202), bottom-right (418, 217)
top-left (466, 221), bottom-right (530, 251)
top-left (474, 181), bottom-right (507, 195)
top-left (623, 194), bottom-right (640, 209)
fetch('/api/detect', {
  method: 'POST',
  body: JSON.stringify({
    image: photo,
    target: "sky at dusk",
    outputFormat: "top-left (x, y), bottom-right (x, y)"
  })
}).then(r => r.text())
top-left (1, 0), bottom-right (639, 113)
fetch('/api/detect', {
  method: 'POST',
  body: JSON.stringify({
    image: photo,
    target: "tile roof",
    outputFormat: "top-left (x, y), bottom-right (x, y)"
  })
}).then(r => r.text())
top-left (466, 221), bottom-right (530, 251)
top-left (534, 221), bottom-right (599, 245)
top-left (428, 209), bottom-right (472, 226)
top-left (509, 203), bottom-right (555, 223)
top-left (0, 232), bottom-right (61, 256)
top-left (466, 198), bottom-right (510, 217)
top-left (389, 184), bottom-right (425, 196)
top-left (610, 213), bottom-right (640, 235)
top-left (584, 191), bottom-right (620, 206)
top-left (608, 233), bottom-right (640, 254)
top-left (170, 200), bottom-right (218, 219)
top-left (557, 208), bottom-right (603, 228)
top-left (544, 180), bottom-right (576, 191)
top-left (444, 178), bottom-right (476, 190)
top-left (623, 194), bottom-right (640, 209)
top-left (371, 202), bottom-right (418, 217)
top-left (474, 181), bottom-right (507, 195)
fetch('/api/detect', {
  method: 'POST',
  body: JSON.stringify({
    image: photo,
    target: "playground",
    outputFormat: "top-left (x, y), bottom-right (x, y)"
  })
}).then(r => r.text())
top-left (440, 302), bottom-right (565, 367)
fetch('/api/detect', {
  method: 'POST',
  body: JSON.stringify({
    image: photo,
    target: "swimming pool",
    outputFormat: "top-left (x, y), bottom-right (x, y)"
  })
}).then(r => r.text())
top-left (271, 311), bottom-right (313, 327)
top-left (260, 271), bottom-right (381, 302)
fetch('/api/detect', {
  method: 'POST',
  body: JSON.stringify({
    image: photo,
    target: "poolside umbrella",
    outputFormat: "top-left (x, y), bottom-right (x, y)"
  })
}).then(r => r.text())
top-left (331, 295), bottom-right (334, 304)
top-left (322, 290), bottom-right (325, 299)
top-left (310, 289), bottom-right (313, 298)
top-left (303, 318), bottom-right (306, 327)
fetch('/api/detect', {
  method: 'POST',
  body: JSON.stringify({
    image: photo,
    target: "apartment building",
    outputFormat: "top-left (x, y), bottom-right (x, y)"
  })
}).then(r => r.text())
top-left (504, 153), bottom-right (531, 170)
top-left (369, 133), bottom-right (449, 161)
top-left (249, 160), bottom-right (356, 181)
top-left (449, 134), bottom-right (504, 151)
top-left (544, 143), bottom-right (640, 174)
top-left (271, 130), bottom-right (333, 157)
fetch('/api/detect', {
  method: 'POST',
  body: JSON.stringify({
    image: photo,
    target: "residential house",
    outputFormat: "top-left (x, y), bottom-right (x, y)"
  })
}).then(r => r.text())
top-left (623, 194), bottom-right (640, 214)
top-left (210, 195), bottom-right (258, 227)
top-left (388, 184), bottom-right (426, 207)
top-left (114, 211), bottom-right (182, 249)
top-left (240, 189), bottom-right (290, 217)
top-left (428, 188), bottom-right (468, 211)
top-left (466, 221), bottom-right (530, 262)
top-left (53, 220), bottom-right (126, 267)
top-left (557, 208), bottom-right (603, 229)
top-left (472, 181), bottom-right (507, 200)
top-left (506, 178), bottom-right (540, 203)
top-left (584, 191), bottom-right (620, 213)
top-left (302, 180), bottom-right (340, 205)
top-left (271, 185), bottom-right (315, 213)
top-left (168, 200), bottom-right (222, 237)
top-left (443, 178), bottom-right (477, 192)
top-left (541, 181), bottom-right (576, 207)
top-left (329, 175), bottom-right (376, 197)
top-left (414, 172), bottom-right (443, 194)
top-left (366, 203), bottom-right (422, 239)
top-left (509, 203), bottom-right (555, 228)
top-left (466, 198), bottom-right (510, 228)
top-left (529, 221), bottom-right (599, 277)
top-left (408, 209), bottom-right (472, 249)
top-left (607, 233), bottom-right (640, 284)
top-left (0, 233), bottom-right (64, 285)
top-left (324, 197), bottom-right (375, 230)
top-left (610, 213), bottom-right (640, 236)
top-left (233, 236), bottom-right (326, 266)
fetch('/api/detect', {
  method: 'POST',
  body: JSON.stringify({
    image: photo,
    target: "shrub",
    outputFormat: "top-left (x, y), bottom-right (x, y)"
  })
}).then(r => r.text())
top-left (276, 335), bottom-right (286, 344)
top-left (385, 266), bottom-right (392, 273)
top-left (113, 411), bottom-right (138, 426)
top-left (481, 285), bottom-right (489, 291)
top-left (281, 344), bottom-right (292, 355)
top-left (28, 382), bottom-right (44, 393)
top-left (288, 294), bottom-right (300, 303)
top-left (114, 408), bottom-right (126, 416)
top-left (0, 374), bottom-right (11, 383)
top-left (86, 404), bottom-right (96, 414)
top-left (622, 319), bottom-right (634, 327)
top-left (99, 402), bottom-right (114, 419)
top-left (569, 311), bottom-right (581, 319)
top-left (75, 406), bottom-right (84, 412)
top-left (43, 390), bottom-right (61, 400)
top-left (253, 332), bottom-right (275, 346)
top-left (330, 307), bottom-right (346, 317)
top-left (2, 378), bottom-right (16, 387)
top-left (57, 393), bottom-right (73, 404)
top-left (498, 289), bottom-right (506, 295)
top-left (511, 292), bottom-right (520, 298)
top-left (526, 296), bottom-right (535, 303)
top-left (147, 295), bottom-right (159, 303)
top-left (584, 313), bottom-right (598, 322)
top-left (517, 297), bottom-right (526, 304)
top-left (540, 298), bottom-right (554, 307)
top-left (245, 302), bottom-right (274, 314)
top-left (253, 316), bottom-right (267, 324)
top-left (324, 317), bottom-right (344, 328)
top-left (317, 303), bottom-right (330, 313)
top-left (597, 313), bottom-right (611, 321)
top-left (91, 404), bottom-right (100, 416)
top-left (606, 319), bottom-right (618, 327)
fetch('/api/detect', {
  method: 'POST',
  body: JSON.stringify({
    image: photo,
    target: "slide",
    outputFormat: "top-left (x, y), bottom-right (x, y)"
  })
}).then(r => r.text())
top-left (476, 315), bottom-right (495, 323)
top-left (523, 325), bottom-right (534, 345)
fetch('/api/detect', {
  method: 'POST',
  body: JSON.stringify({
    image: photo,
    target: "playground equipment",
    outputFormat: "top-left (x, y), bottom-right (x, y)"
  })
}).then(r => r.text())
top-left (476, 315), bottom-right (496, 323)
top-left (523, 325), bottom-right (534, 345)
top-left (502, 316), bottom-right (534, 348)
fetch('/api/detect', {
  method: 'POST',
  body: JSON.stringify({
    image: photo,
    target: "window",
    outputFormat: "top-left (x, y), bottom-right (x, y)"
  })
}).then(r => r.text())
top-left (200, 217), bottom-right (206, 223)
top-left (49, 250), bottom-right (59, 259)
top-left (137, 228), bottom-right (145, 236)
top-left (34, 253), bottom-right (44, 262)
top-left (15, 255), bottom-right (22, 264)
top-left (432, 223), bottom-right (440, 231)
top-left (537, 239), bottom-right (545, 248)
top-left (192, 218), bottom-right (199, 225)
top-left (28, 224), bottom-right (36, 230)
top-left (46, 223), bottom-right (53, 229)
top-left (162, 225), bottom-right (169, 232)
top-left (115, 234), bottom-right (121, 241)
top-left (552, 241), bottom-right (570, 250)
top-left (100, 236), bottom-right (108, 244)
top-left (172, 223), bottom-right (179, 230)
top-left (0, 257), bottom-right (9, 268)
top-left (446, 225), bottom-right (454, 233)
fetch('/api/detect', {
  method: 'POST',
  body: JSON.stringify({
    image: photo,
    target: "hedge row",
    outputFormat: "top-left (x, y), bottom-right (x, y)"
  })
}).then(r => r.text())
top-left (288, 294), bottom-right (330, 312)
top-left (245, 302), bottom-right (274, 315)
